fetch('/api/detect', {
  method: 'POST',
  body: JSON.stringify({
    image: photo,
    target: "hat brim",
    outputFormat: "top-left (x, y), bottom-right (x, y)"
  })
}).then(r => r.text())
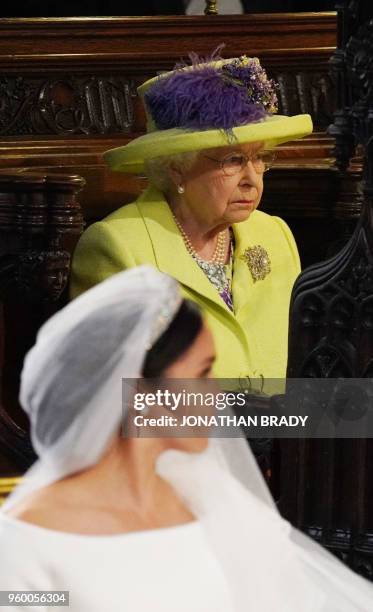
top-left (104, 114), bottom-right (313, 174)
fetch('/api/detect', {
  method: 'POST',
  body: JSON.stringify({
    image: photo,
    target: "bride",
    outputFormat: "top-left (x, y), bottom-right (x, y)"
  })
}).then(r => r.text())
top-left (0, 266), bottom-right (371, 611)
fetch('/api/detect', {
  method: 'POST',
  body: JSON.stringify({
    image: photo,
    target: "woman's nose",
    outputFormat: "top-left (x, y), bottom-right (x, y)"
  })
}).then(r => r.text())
top-left (240, 160), bottom-right (260, 184)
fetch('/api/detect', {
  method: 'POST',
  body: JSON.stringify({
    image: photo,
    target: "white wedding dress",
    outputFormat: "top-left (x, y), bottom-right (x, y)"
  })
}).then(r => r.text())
top-left (0, 515), bottom-right (233, 612)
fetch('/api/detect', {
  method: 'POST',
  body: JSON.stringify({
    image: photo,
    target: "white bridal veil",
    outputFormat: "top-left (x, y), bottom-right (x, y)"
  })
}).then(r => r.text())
top-left (2, 266), bottom-right (373, 611)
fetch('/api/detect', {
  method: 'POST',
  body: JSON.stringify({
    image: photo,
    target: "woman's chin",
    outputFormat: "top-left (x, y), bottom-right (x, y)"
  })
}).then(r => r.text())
top-left (172, 437), bottom-right (209, 454)
top-left (228, 206), bottom-right (254, 223)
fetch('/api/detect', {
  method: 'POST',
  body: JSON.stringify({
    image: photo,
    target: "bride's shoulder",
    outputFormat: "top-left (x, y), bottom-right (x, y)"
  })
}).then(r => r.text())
top-left (2, 481), bottom-right (83, 533)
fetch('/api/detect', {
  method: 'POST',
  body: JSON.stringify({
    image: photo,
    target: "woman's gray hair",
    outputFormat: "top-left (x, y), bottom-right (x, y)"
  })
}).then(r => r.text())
top-left (144, 151), bottom-right (199, 193)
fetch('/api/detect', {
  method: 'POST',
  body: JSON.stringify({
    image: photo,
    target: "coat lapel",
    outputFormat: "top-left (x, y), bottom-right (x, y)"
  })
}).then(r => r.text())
top-left (231, 221), bottom-right (254, 319)
top-left (231, 211), bottom-right (274, 322)
top-left (137, 188), bottom-right (234, 316)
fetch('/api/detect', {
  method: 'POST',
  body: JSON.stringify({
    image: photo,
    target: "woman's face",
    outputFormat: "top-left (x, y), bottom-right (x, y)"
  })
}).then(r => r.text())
top-left (163, 322), bottom-right (215, 379)
top-left (176, 142), bottom-right (265, 228)
top-left (161, 322), bottom-right (216, 453)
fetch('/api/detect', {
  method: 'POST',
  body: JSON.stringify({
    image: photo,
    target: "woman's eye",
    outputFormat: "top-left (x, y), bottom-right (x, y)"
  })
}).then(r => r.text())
top-left (226, 155), bottom-right (244, 166)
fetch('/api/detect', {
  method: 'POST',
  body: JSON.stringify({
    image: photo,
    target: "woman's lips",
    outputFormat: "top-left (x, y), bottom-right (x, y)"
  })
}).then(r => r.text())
top-left (232, 200), bottom-right (255, 208)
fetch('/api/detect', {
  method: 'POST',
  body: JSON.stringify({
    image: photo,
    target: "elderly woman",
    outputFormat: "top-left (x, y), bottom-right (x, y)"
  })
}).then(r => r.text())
top-left (71, 53), bottom-right (313, 379)
top-left (1, 267), bottom-right (373, 611)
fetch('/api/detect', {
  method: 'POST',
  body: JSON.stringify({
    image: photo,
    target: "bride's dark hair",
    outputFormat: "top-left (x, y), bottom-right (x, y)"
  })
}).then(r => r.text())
top-left (142, 299), bottom-right (203, 377)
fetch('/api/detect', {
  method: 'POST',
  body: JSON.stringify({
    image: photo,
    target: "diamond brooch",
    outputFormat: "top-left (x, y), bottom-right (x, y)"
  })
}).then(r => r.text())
top-left (241, 245), bottom-right (271, 282)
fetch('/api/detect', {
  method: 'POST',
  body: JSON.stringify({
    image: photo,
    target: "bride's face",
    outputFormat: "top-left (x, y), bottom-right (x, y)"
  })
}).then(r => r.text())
top-left (132, 323), bottom-right (216, 452)
top-left (163, 322), bottom-right (215, 379)
top-left (163, 322), bottom-right (216, 453)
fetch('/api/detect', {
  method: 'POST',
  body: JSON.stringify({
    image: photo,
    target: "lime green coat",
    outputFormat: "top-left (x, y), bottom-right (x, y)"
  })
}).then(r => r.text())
top-left (70, 187), bottom-right (300, 379)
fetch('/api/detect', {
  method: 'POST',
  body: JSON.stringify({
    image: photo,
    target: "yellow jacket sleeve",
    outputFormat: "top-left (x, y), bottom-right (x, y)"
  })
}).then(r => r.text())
top-left (70, 220), bottom-right (136, 300)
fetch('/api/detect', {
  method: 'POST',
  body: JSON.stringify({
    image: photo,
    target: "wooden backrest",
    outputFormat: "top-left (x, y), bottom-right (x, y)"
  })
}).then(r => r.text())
top-left (0, 174), bottom-right (85, 476)
top-left (280, 0), bottom-right (373, 580)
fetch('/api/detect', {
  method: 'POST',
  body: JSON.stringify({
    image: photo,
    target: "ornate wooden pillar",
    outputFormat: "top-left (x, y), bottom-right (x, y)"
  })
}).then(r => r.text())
top-left (281, 0), bottom-right (373, 580)
top-left (0, 173), bottom-right (84, 473)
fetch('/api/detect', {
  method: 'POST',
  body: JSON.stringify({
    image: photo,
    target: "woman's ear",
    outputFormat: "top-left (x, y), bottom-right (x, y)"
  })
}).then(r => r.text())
top-left (168, 164), bottom-right (184, 191)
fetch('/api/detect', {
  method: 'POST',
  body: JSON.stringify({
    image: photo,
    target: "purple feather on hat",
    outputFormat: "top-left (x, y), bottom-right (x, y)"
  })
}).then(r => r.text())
top-left (144, 52), bottom-right (278, 133)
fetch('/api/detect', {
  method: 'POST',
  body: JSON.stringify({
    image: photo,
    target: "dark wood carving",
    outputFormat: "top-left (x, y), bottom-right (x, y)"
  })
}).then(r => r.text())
top-left (0, 76), bottom-right (137, 136)
top-left (282, 0), bottom-right (373, 580)
top-left (0, 69), bottom-right (335, 137)
top-left (0, 174), bottom-right (85, 472)
top-left (276, 70), bottom-right (336, 128)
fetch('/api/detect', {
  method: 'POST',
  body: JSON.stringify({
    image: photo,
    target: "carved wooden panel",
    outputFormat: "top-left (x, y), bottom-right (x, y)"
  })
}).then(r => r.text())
top-left (0, 174), bottom-right (85, 472)
top-left (0, 76), bottom-right (137, 136)
top-left (0, 68), bottom-right (335, 137)
top-left (282, 0), bottom-right (373, 580)
top-left (276, 71), bottom-right (336, 129)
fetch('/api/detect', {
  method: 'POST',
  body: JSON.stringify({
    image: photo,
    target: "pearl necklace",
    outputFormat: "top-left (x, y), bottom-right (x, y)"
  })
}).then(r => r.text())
top-left (172, 213), bottom-right (234, 310)
top-left (172, 215), bottom-right (227, 265)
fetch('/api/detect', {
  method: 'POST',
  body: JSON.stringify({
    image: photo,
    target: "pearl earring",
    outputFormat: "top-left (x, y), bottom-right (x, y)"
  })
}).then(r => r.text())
top-left (177, 184), bottom-right (185, 194)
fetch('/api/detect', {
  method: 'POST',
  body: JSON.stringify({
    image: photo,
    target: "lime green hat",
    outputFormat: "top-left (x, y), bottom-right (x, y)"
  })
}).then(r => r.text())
top-left (104, 54), bottom-right (313, 174)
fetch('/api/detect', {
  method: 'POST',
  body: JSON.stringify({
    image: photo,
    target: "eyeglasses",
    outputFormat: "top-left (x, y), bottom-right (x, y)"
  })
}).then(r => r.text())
top-left (203, 150), bottom-right (277, 176)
